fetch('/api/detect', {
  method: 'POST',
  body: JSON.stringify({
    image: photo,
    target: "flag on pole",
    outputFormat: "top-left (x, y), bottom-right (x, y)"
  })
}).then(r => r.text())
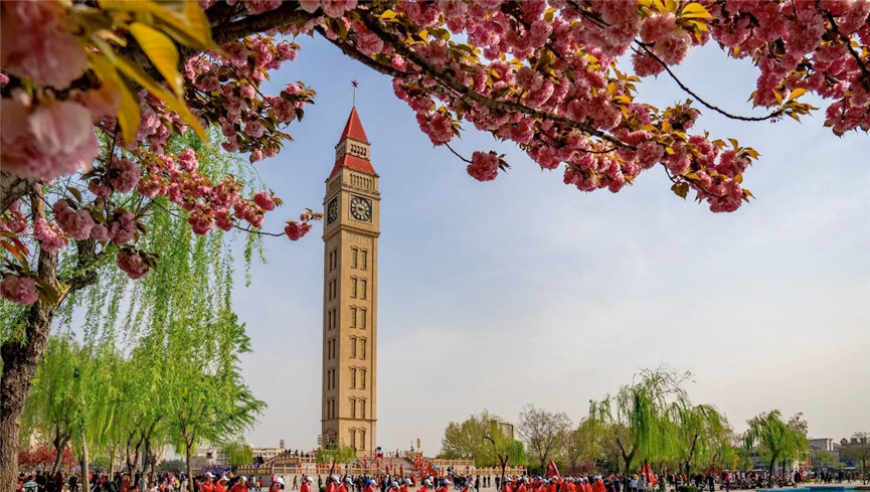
top-left (548, 460), bottom-right (561, 479)
top-left (641, 462), bottom-right (657, 486)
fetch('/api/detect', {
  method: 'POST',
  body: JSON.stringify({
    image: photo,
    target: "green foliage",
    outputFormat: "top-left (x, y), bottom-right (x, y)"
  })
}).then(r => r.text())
top-left (440, 411), bottom-right (527, 468)
top-left (676, 486), bottom-right (698, 492)
top-left (221, 440), bottom-right (255, 469)
top-left (587, 367), bottom-right (733, 475)
top-left (744, 410), bottom-right (808, 474)
top-left (316, 443), bottom-right (358, 465)
top-left (19, 130), bottom-right (266, 479)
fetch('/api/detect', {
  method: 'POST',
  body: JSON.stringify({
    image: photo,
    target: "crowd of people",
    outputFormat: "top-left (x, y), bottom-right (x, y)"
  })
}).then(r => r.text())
top-left (16, 468), bottom-right (867, 492)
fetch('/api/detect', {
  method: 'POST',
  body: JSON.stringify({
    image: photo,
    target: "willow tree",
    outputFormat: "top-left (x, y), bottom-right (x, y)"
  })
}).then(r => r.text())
top-left (744, 410), bottom-right (807, 481)
top-left (19, 335), bottom-right (79, 475)
top-left (589, 368), bottom-right (692, 475)
top-left (13, 131), bottom-right (265, 485)
top-left (669, 403), bottom-right (730, 475)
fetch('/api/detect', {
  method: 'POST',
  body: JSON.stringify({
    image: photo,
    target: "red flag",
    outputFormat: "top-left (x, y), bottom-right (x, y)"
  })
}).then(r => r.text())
top-left (548, 460), bottom-right (561, 479)
top-left (642, 462), bottom-right (657, 486)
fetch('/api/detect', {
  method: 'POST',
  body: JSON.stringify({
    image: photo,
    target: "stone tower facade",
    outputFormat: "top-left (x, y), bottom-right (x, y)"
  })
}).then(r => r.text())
top-left (321, 107), bottom-right (379, 456)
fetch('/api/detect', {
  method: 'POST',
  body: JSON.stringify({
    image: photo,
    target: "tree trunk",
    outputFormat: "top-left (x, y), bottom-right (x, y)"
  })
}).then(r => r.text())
top-left (81, 437), bottom-right (90, 492)
top-left (186, 441), bottom-right (194, 492)
top-left (51, 436), bottom-right (70, 474)
top-left (0, 239), bottom-right (60, 492)
top-left (109, 445), bottom-right (116, 477)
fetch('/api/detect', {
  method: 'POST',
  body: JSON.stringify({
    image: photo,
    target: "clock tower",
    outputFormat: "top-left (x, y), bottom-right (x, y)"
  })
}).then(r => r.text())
top-left (321, 106), bottom-right (379, 456)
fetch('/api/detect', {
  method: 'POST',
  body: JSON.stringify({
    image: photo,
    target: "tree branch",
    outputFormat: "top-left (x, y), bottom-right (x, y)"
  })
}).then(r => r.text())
top-left (359, 10), bottom-right (629, 148)
top-left (634, 43), bottom-right (783, 122)
top-left (210, 4), bottom-right (315, 45)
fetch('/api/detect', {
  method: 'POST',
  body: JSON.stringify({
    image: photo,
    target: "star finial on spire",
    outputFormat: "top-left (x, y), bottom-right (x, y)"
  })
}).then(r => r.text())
top-left (352, 79), bottom-right (359, 107)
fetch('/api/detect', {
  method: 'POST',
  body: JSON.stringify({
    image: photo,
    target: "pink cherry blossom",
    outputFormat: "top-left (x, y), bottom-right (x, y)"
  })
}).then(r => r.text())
top-left (52, 200), bottom-right (94, 240)
top-left (0, 275), bottom-right (39, 305)
top-left (0, 1), bottom-right (88, 88)
top-left (244, 0), bottom-right (282, 14)
top-left (33, 218), bottom-right (66, 252)
top-left (1, 99), bottom-right (99, 179)
top-left (116, 251), bottom-right (150, 279)
top-left (466, 151), bottom-right (500, 182)
top-left (1, 201), bottom-right (29, 234)
top-left (284, 220), bottom-right (313, 241)
top-left (108, 158), bottom-right (142, 193)
top-left (253, 191), bottom-right (276, 211)
top-left (111, 211), bottom-right (137, 245)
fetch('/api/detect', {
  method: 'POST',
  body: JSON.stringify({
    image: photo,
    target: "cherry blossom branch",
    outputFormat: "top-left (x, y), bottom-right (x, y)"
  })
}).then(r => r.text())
top-left (359, 11), bottom-right (630, 149)
top-left (634, 44), bottom-right (784, 122)
top-left (148, 199), bottom-right (285, 237)
top-left (210, 4), bottom-right (314, 45)
top-left (822, 11), bottom-right (870, 80)
top-left (444, 144), bottom-right (473, 164)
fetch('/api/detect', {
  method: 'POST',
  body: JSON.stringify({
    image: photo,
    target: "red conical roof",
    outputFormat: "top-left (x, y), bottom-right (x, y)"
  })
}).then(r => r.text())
top-left (338, 106), bottom-right (369, 143)
top-left (330, 107), bottom-right (376, 177)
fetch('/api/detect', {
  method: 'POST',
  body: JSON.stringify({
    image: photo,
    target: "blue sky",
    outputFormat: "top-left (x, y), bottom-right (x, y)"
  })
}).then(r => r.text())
top-left (230, 32), bottom-right (869, 453)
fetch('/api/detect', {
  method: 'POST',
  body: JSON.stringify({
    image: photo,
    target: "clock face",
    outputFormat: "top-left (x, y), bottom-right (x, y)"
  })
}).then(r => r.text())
top-left (349, 195), bottom-right (372, 222)
top-left (327, 198), bottom-right (338, 224)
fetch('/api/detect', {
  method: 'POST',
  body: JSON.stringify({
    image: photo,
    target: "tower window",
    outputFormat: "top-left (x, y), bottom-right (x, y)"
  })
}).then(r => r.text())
top-left (361, 279), bottom-right (367, 300)
top-left (350, 367), bottom-right (357, 388)
top-left (362, 250), bottom-right (368, 271)
top-left (350, 307), bottom-right (357, 327)
top-left (350, 429), bottom-right (356, 450)
top-left (352, 248), bottom-right (358, 268)
top-left (351, 337), bottom-right (357, 358)
top-left (361, 339), bottom-right (367, 360)
top-left (351, 278), bottom-right (358, 298)
top-left (361, 430), bottom-right (366, 449)
top-left (361, 369), bottom-right (366, 389)
top-left (360, 309), bottom-right (367, 329)
top-left (361, 399), bottom-right (366, 419)
top-left (350, 398), bottom-right (357, 418)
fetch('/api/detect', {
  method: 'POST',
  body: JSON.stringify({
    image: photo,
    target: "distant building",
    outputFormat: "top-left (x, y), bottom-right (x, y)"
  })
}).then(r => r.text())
top-left (252, 447), bottom-right (284, 462)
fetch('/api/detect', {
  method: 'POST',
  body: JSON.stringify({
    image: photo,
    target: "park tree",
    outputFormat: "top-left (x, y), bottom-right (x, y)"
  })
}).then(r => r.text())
top-left (517, 404), bottom-right (572, 474)
top-left (221, 440), bottom-right (255, 471)
top-left (441, 411), bottom-right (500, 466)
top-left (561, 417), bottom-right (604, 475)
top-left (316, 442), bottom-right (358, 475)
top-left (589, 368), bottom-right (691, 474)
top-left (2, 1), bottom-right (869, 488)
top-left (19, 335), bottom-right (79, 475)
top-left (440, 411), bottom-right (526, 470)
top-left (669, 402), bottom-right (730, 475)
top-left (842, 432), bottom-right (870, 484)
top-left (744, 410), bottom-right (808, 482)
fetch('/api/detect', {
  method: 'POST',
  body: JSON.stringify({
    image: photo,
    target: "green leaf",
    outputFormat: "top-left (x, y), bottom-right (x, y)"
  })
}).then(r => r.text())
top-left (66, 186), bottom-right (83, 204)
top-left (671, 182), bottom-right (689, 199)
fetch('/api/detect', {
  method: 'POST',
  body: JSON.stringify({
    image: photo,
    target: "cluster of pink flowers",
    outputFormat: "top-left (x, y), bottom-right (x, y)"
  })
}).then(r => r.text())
top-left (116, 250), bottom-right (149, 280)
top-left (284, 210), bottom-right (316, 241)
top-left (2, 0), bottom-right (867, 303)
top-left (0, 274), bottom-right (39, 305)
top-left (0, 201), bottom-right (29, 235)
top-left (1, 97), bottom-right (101, 180)
top-left (184, 35), bottom-right (314, 161)
top-left (466, 151), bottom-right (500, 182)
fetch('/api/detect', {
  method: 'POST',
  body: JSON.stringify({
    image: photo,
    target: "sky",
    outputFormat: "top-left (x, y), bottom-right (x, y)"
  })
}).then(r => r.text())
top-left (225, 32), bottom-right (870, 454)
